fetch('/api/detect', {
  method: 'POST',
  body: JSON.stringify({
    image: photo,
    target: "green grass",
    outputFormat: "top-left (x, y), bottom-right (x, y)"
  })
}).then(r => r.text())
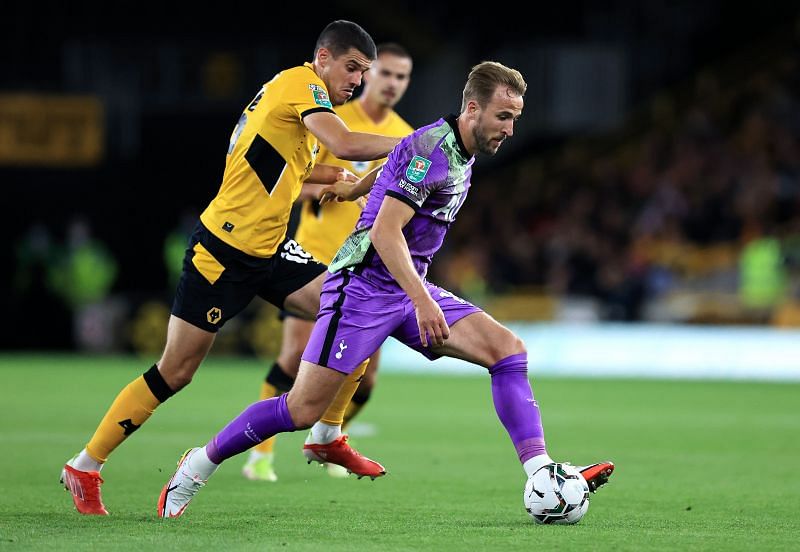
top-left (0, 355), bottom-right (798, 551)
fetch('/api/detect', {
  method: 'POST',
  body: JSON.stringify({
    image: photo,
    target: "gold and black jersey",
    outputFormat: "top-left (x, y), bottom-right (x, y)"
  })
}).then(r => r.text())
top-left (295, 100), bottom-right (413, 263)
top-left (200, 63), bottom-right (334, 258)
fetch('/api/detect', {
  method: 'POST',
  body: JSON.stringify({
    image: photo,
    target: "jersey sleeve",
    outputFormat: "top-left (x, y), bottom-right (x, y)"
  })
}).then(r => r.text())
top-left (383, 139), bottom-right (448, 211)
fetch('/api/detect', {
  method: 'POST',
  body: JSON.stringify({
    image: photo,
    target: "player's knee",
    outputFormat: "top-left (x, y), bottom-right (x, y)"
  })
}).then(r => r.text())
top-left (360, 371), bottom-right (377, 391)
top-left (353, 384), bottom-right (372, 405)
top-left (288, 407), bottom-right (322, 429)
top-left (509, 334), bottom-right (527, 355)
top-left (488, 331), bottom-right (526, 364)
top-left (160, 368), bottom-right (194, 391)
top-left (157, 359), bottom-right (200, 391)
top-left (286, 397), bottom-right (328, 429)
top-left (276, 349), bottom-right (304, 376)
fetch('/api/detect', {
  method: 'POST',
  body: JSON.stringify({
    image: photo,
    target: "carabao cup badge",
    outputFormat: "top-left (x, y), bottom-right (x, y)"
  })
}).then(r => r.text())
top-left (309, 84), bottom-right (333, 108)
top-left (405, 155), bottom-right (431, 183)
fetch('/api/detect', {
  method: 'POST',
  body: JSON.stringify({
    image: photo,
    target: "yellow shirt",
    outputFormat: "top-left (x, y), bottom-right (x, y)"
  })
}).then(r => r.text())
top-left (295, 100), bottom-right (413, 263)
top-left (200, 63), bottom-right (334, 257)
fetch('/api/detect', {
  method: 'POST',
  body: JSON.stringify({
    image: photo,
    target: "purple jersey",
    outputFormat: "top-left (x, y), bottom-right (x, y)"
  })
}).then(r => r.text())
top-left (329, 115), bottom-right (474, 291)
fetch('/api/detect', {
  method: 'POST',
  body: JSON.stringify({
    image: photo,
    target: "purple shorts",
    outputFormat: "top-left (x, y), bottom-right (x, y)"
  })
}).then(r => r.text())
top-left (302, 270), bottom-right (482, 374)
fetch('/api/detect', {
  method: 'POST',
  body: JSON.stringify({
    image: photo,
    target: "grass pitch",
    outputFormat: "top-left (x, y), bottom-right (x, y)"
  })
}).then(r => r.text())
top-left (0, 355), bottom-right (797, 551)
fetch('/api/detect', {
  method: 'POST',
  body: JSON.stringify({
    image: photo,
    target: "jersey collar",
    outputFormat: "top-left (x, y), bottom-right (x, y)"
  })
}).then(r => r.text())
top-left (445, 114), bottom-right (471, 161)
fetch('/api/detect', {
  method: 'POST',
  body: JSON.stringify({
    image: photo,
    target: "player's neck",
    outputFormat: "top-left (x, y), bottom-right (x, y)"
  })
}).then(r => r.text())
top-left (358, 97), bottom-right (391, 125)
top-left (456, 115), bottom-right (477, 156)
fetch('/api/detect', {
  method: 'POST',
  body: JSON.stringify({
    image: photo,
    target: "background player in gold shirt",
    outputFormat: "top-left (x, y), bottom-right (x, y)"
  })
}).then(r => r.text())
top-left (61, 20), bottom-right (405, 516)
top-left (242, 43), bottom-right (414, 482)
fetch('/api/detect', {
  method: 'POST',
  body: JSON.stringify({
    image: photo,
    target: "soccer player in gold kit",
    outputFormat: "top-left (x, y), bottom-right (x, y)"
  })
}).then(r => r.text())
top-left (242, 43), bottom-right (414, 483)
top-left (61, 20), bottom-right (403, 516)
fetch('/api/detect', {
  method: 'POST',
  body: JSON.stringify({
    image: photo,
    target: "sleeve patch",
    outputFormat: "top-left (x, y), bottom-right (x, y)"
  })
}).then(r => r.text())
top-left (405, 155), bottom-right (432, 183)
top-left (308, 84), bottom-right (333, 108)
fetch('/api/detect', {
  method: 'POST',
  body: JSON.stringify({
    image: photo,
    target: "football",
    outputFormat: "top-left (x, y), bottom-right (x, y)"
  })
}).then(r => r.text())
top-left (523, 463), bottom-right (590, 524)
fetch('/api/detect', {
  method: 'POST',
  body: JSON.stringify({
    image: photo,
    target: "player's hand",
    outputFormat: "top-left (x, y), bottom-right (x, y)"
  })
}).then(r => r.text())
top-left (337, 167), bottom-right (358, 183)
top-left (414, 293), bottom-right (449, 347)
top-left (318, 179), bottom-right (358, 205)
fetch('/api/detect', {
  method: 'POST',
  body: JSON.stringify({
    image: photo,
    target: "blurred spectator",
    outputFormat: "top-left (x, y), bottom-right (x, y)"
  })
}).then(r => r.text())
top-left (49, 216), bottom-right (118, 309)
top-left (738, 222), bottom-right (787, 317)
top-left (49, 216), bottom-right (122, 351)
top-left (163, 210), bottom-right (197, 292)
top-left (431, 45), bottom-right (800, 324)
top-left (13, 222), bottom-right (72, 348)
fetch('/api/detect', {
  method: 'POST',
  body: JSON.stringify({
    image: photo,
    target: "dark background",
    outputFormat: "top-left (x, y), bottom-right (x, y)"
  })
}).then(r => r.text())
top-left (4, 1), bottom-right (800, 347)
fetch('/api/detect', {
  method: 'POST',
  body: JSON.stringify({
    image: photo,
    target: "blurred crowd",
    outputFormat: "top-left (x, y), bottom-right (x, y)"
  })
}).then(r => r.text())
top-left (433, 47), bottom-right (800, 324)
top-left (16, 35), bottom-right (800, 352)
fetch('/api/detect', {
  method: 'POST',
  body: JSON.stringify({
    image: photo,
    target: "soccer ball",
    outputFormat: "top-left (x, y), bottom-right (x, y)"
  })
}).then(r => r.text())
top-left (523, 463), bottom-right (590, 524)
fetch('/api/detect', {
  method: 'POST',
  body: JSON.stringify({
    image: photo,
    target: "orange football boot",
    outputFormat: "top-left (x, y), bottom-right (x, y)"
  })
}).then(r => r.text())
top-left (578, 461), bottom-right (615, 492)
top-left (302, 435), bottom-right (386, 479)
top-left (61, 464), bottom-right (109, 515)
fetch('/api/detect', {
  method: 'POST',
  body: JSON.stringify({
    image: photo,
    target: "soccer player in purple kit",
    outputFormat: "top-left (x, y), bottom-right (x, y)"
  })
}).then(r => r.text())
top-left (157, 61), bottom-right (614, 518)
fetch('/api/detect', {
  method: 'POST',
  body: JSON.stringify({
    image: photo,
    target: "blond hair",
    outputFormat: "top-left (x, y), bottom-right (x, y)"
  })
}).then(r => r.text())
top-left (460, 61), bottom-right (526, 111)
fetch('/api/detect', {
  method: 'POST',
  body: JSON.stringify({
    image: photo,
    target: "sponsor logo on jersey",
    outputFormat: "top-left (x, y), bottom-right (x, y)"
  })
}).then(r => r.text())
top-left (405, 155), bottom-right (431, 183)
top-left (309, 84), bottom-right (333, 108)
top-left (398, 179), bottom-right (421, 197)
top-left (280, 239), bottom-right (316, 264)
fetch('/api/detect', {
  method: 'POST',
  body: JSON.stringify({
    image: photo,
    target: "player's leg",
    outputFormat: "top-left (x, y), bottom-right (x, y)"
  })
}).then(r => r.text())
top-left (431, 313), bottom-right (614, 490)
top-left (158, 270), bottom-right (400, 517)
top-left (239, 238), bottom-right (326, 482)
top-left (242, 315), bottom-right (314, 481)
top-left (304, 357), bottom-right (369, 478)
top-left (82, 317), bottom-right (215, 465)
top-left (397, 286), bottom-right (614, 490)
top-left (158, 360), bottom-right (345, 518)
top-left (62, 221), bottom-right (261, 515)
top-left (62, 316), bottom-right (214, 515)
top-left (320, 351), bottom-right (377, 477)
top-left (255, 242), bottom-right (382, 475)
top-left (427, 310), bottom-right (555, 475)
top-left (342, 347), bottom-right (381, 428)
top-left (294, 270), bottom-right (394, 478)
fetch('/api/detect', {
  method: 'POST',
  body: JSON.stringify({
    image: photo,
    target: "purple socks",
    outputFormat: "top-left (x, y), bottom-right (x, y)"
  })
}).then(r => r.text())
top-left (488, 353), bottom-right (547, 464)
top-left (206, 393), bottom-right (296, 464)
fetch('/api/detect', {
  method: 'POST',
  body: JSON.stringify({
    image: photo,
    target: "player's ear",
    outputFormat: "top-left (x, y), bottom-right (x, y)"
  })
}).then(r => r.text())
top-left (316, 47), bottom-right (331, 67)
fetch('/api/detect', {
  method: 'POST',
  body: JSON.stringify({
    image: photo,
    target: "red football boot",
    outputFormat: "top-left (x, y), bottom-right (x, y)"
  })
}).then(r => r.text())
top-left (578, 461), bottom-right (615, 492)
top-left (61, 464), bottom-right (109, 515)
top-left (302, 435), bottom-right (386, 479)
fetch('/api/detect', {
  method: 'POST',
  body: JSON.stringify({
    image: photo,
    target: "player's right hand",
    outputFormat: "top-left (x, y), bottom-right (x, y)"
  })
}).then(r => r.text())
top-left (318, 179), bottom-right (358, 205)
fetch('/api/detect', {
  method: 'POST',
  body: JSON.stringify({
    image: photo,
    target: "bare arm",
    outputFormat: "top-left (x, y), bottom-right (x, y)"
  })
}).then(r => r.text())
top-left (319, 164), bottom-right (382, 205)
top-left (304, 163), bottom-right (356, 185)
top-left (303, 111), bottom-right (400, 161)
top-left (300, 164), bottom-right (357, 202)
top-left (369, 197), bottom-right (450, 347)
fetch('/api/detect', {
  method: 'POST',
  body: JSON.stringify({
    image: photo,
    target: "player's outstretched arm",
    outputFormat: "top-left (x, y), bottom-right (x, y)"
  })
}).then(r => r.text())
top-left (299, 165), bottom-right (357, 202)
top-left (304, 110), bottom-right (400, 161)
top-left (370, 197), bottom-right (449, 347)
top-left (305, 164), bottom-right (358, 185)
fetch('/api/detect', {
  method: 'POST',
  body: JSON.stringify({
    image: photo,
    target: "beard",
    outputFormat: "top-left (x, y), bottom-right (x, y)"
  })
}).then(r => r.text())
top-left (472, 121), bottom-right (503, 156)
